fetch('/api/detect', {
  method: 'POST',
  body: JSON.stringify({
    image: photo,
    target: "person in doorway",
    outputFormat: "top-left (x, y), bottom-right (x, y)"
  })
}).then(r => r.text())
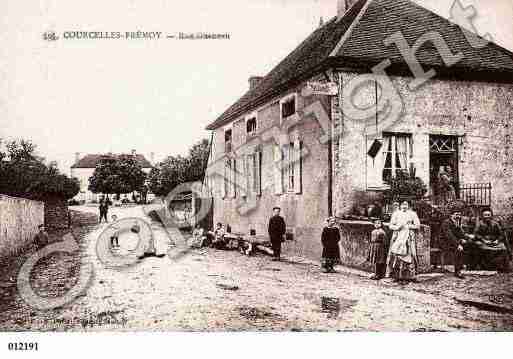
top-left (440, 210), bottom-right (467, 279)
top-left (438, 166), bottom-right (456, 203)
top-left (268, 207), bottom-right (286, 261)
top-left (321, 217), bottom-right (341, 273)
top-left (386, 201), bottom-right (421, 282)
top-left (34, 224), bottom-right (49, 249)
top-left (368, 219), bottom-right (388, 279)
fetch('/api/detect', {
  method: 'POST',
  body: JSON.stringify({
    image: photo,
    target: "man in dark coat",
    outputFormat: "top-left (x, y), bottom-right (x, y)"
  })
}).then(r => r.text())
top-left (268, 207), bottom-right (286, 261)
top-left (440, 210), bottom-right (467, 278)
top-left (99, 197), bottom-right (110, 223)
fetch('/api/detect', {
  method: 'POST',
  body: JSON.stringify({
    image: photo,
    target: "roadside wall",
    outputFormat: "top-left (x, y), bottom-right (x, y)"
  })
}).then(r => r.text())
top-left (0, 194), bottom-right (44, 259)
top-left (338, 220), bottom-right (431, 273)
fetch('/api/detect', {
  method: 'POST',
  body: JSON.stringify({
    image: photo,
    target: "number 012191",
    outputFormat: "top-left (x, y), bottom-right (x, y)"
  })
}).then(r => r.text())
top-left (8, 342), bottom-right (39, 351)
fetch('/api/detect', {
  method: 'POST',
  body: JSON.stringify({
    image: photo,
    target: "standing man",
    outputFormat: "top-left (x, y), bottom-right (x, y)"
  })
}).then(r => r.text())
top-left (268, 206), bottom-right (286, 261)
top-left (99, 197), bottom-right (110, 223)
top-left (440, 210), bottom-right (467, 279)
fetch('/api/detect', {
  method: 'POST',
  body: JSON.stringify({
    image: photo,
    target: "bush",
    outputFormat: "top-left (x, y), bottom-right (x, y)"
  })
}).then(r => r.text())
top-left (384, 168), bottom-right (427, 201)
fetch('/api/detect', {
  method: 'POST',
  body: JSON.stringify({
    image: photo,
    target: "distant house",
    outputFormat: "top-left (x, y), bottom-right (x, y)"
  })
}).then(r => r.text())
top-left (204, 0), bottom-right (513, 260)
top-left (71, 150), bottom-right (154, 203)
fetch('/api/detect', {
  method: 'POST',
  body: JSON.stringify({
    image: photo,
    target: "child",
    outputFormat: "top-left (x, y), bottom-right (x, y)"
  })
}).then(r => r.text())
top-left (110, 214), bottom-right (120, 248)
top-left (321, 217), bottom-right (341, 273)
top-left (368, 219), bottom-right (387, 280)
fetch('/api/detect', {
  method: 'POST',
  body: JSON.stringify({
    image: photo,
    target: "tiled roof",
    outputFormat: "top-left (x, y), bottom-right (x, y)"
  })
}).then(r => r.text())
top-left (335, 0), bottom-right (513, 72)
top-left (71, 153), bottom-right (153, 169)
top-left (206, 0), bottom-right (513, 130)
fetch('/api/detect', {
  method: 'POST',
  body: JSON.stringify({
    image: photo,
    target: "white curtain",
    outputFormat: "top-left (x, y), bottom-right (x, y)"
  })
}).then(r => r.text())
top-left (396, 136), bottom-right (408, 171)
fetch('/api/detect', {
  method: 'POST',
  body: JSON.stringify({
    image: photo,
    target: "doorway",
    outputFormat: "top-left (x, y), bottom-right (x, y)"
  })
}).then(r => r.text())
top-left (429, 135), bottom-right (460, 200)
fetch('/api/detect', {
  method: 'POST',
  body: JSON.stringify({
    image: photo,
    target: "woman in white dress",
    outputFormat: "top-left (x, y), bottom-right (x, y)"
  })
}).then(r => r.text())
top-left (386, 201), bottom-right (421, 281)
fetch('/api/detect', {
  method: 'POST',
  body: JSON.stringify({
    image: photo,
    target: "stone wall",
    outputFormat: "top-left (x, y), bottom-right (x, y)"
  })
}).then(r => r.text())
top-left (333, 71), bottom-right (513, 215)
top-left (338, 220), bottom-right (431, 273)
top-left (0, 194), bottom-right (44, 259)
top-left (44, 196), bottom-right (70, 230)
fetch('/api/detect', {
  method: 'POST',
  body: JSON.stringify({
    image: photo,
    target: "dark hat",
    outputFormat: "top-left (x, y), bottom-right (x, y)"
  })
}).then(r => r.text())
top-left (273, 206), bottom-right (281, 211)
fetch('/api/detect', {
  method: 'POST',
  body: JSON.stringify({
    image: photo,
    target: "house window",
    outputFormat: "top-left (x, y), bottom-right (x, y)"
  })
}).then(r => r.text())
top-left (281, 95), bottom-right (296, 119)
top-left (382, 133), bottom-right (412, 182)
top-left (286, 143), bottom-right (295, 192)
top-left (224, 129), bottom-right (232, 153)
top-left (246, 117), bottom-right (257, 136)
top-left (275, 140), bottom-right (302, 194)
top-left (246, 152), bottom-right (262, 196)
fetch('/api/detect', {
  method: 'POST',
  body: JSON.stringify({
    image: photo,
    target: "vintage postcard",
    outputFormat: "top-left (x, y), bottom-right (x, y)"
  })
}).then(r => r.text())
top-left (1, 0), bottom-right (513, 354)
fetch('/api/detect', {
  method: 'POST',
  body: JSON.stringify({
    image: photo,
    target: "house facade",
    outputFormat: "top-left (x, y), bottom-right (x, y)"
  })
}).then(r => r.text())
top-left (204, 0), bottom-right (513, 260)
top-left (71, 150), bottom-right (154, 203)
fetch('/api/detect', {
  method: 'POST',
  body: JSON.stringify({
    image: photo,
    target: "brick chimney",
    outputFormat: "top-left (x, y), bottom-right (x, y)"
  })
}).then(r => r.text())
top-left (337, 0), bottom-right (358, 19)
top-left (74, 152), bottom-right (81, 164)
top-left (249, 76), bottom-right (263, 90)
top-left (131, 149), bottom-right (137, 156)
top-left (150, 152), bottom-right (155, 165)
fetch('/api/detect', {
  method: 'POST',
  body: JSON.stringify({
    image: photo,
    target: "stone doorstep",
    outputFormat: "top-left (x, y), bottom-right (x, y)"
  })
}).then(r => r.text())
top-left (284, 256), bottom-right (500, 281)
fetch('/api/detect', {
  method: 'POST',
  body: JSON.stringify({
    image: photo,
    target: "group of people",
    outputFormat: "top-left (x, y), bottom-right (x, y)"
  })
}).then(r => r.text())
top-left (189, 201), bottom-right (511, 280)
top-left (440, 209), bottom-right (511, 277)
top-left (320, 201), bottom-right (421, 280)
top-left (190, 206), bottom-right (287, 261)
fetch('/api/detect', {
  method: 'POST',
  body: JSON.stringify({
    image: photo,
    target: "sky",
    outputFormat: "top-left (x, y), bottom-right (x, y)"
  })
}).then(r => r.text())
top-left (1, 0), bottom-right (512, 174)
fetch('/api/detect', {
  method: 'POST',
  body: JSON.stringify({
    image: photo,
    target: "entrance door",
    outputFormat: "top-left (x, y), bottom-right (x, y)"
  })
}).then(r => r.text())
top-left (429, 135), bottom-right (459, 200)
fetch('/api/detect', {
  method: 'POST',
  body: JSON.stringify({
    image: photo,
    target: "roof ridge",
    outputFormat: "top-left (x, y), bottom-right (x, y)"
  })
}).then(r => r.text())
top-left (330, 0), bottom-right (373, 57)
top-left (396, 0), bottom-right (513, 58)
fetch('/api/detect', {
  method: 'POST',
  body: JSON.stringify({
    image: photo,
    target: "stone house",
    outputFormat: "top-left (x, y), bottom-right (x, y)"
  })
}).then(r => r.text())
top-left (204, 0), bottom-right (513, 260)
top-left (71, 150), bottom-right (154, 203)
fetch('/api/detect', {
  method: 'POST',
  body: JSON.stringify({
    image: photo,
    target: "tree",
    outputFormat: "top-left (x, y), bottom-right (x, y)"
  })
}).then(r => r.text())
top-left (147, 155), bottom-right (189, 197)
top-left (0, 138), bottom-right (79, 200)
top-left (147, 138), bottom-right (210, 197)
top-left (187, 138), bottom-right (210, 183)
top-left (88, 155), bottom-right (147, 197)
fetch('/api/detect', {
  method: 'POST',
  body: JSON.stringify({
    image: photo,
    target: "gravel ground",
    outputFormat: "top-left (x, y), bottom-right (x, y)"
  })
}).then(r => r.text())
top-left (1, 206), bottom-right (512, 332)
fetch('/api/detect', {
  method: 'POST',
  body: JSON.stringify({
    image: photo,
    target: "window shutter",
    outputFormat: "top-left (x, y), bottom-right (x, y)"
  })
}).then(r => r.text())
top-left (231, 158), bottom-right (237, 198)
top-left (221, 160), bottom-right (227, 199)
top-left (256, 151), bottom-right (262, 196)
top-left (247, 154), bottom-right (254, 196)
top-left (241, 155), bottom-right (247, 198)
top-left (294, 140), bottom-right (302, 194)
top-left (273, 145), bottom-right (283, 195)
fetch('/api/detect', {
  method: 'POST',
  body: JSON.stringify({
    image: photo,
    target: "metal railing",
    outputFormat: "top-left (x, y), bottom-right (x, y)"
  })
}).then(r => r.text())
top-left (459, 183), bottom-right (492, 207)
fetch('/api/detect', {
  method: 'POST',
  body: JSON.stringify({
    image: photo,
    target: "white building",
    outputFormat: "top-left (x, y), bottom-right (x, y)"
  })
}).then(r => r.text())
top-left (71, 150), bottom-right (154, 203)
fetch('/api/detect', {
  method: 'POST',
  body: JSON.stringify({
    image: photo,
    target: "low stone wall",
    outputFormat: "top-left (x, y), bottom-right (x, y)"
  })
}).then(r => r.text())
top-left (44, 196), bottom-right (69, 230)
top-left (337, 220), bottom-right (431, 273)
top-left (0, 194), bottom-right (44, 259)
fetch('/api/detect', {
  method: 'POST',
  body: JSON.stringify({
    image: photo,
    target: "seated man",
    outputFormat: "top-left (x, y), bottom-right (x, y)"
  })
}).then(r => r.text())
top-left (468, 210), bottom-right (510, 272)
top-left (440, 210), bottom-right (467, 278)
top-left (210, 222), bottom-right (227, 249)
top-left (190, 224), bottom-right (208, 248)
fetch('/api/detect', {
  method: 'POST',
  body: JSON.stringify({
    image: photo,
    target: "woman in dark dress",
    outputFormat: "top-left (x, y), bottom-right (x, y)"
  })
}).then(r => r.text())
top-left (321, 217), bottom-right (341, 273)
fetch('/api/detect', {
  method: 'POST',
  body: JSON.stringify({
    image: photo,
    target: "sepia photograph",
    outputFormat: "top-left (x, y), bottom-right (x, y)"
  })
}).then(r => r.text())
top-left (1, 0), bottom-right (513, 355)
